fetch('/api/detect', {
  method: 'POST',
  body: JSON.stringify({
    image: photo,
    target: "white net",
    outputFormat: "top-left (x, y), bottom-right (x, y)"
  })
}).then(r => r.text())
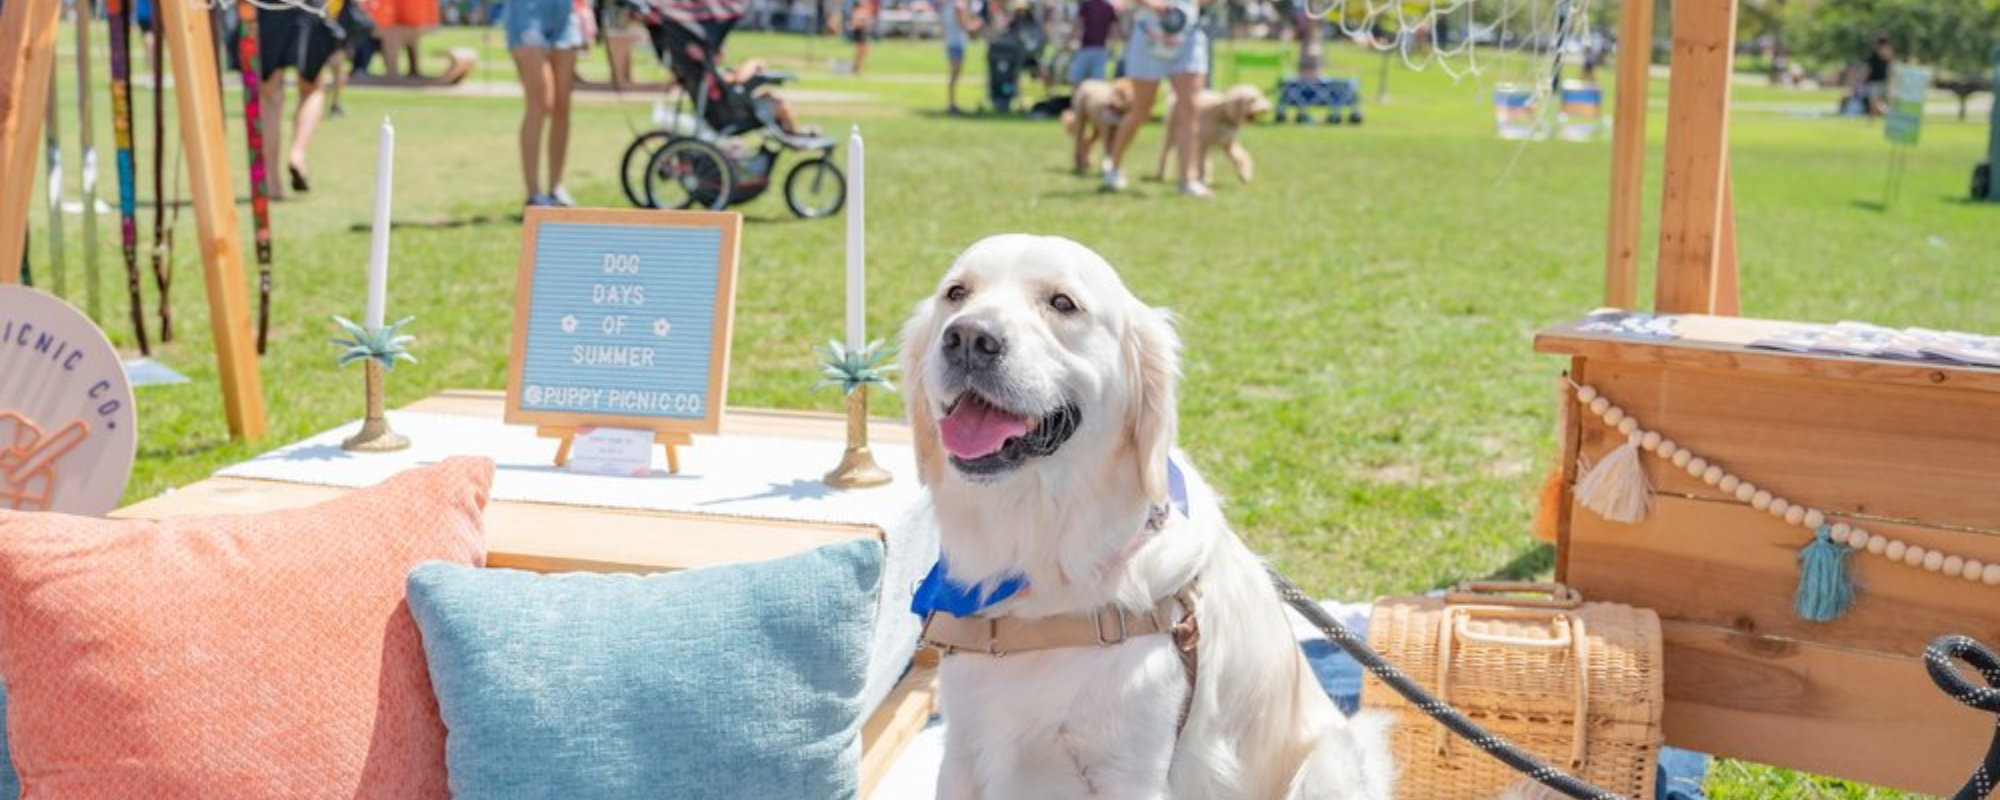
top-left (1294, 0), bottom-right (1597, 107)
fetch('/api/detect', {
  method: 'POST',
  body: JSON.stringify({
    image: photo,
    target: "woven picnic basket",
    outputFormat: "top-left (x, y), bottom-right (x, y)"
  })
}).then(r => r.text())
top-left (1359, 581), bottom-right (1663, 800)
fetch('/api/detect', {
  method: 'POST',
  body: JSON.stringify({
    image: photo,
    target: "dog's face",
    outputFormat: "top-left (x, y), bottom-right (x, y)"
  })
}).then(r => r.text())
top-left (1223, 85), bottom-right (1274, 124)
top-left (901, 235), bottom-right (1180, 503)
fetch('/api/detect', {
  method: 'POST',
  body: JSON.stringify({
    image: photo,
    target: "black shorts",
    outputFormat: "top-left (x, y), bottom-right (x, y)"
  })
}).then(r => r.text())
top-left (257, 6), bottom-right (340, 83)
top-left (846, 26), bottom-right (871, 44)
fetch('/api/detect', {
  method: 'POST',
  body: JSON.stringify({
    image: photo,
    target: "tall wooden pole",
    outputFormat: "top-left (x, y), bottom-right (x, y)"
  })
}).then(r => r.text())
top-left (0, 0), bottom-right (63, 284)
top-left (157, 0), bottom-right (267, 441)
top-left (1603, 0), bottom-right (1653, 309)
top-left (1653, 0), bottom-right (1739, 314)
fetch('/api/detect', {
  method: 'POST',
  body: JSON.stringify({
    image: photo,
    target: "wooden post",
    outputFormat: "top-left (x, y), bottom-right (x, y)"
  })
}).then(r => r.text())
top-left (1653, 0), bottom-right (1739, 314)
top-left (1602, 0), bottom-right (1653, 309)
top-left (0, 0), bottom-right (64, 283)
top-left (1714, 164), bottom-right (1740, 314)
top-left (158, 0), bottom-right (268, 441)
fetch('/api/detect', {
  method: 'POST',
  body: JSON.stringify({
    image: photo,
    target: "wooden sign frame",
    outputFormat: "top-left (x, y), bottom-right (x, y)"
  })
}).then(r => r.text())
top-left (504, 207), bottom-right (741, 472)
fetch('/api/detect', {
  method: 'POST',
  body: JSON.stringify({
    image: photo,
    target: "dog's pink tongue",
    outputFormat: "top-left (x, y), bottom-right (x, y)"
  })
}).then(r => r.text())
top-left (939, 396), bottom-right (1028, 460)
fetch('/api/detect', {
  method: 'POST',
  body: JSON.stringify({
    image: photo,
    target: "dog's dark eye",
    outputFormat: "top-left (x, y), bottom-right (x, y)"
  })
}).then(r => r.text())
top-left (945, 285), bottom-right (969, 303)
top-left (1050, 294), bottom-right (1078, 314)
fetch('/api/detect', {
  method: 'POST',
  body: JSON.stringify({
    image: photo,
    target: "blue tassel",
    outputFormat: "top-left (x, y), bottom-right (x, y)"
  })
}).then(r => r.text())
top-left (1795, 524), bottom-right (1856, 623)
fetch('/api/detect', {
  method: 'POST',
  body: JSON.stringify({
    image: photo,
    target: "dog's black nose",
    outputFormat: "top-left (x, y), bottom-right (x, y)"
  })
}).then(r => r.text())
top-left (942, 317), bottom-right (1007, 371)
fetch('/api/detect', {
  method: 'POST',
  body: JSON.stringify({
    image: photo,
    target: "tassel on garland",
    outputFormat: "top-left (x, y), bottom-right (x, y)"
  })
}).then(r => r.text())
top-left (1575, 437), bottom-right (1652, 524)
top-left (1795, 525), bottom-right (1856, 622)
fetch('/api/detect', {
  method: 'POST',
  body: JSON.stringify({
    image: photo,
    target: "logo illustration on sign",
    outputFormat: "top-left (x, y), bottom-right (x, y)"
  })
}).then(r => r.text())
top-left (506, 208), bottom-right (742, 473)
top-left (0, 286), bottom-right (139, 515)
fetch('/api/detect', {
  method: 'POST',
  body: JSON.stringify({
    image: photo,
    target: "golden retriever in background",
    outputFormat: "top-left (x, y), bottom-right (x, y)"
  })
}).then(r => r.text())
top-left (1062, 78), bottom-right (1136, 175)
top-left (902, 234), bottom-right (1394, 799)
top-left (1155, 84), bottom-right (1275, 185)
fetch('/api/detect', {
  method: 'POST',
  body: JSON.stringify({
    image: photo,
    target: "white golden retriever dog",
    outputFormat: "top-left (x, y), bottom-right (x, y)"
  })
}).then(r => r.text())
top-left (901, 234), bottom-right (1394, 800)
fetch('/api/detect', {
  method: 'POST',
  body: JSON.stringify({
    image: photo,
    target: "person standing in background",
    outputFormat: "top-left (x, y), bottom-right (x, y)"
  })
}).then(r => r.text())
top-left (1864, 35), bottom-right (1893, 117)
top-left (364, 0), bottom-right (439, 77)
top-left (941, 0), bottom-right (984, 113)
top-left (506, 0), bottom-right (588, 207)
top-left (258, 0), bottom-right (341, 197)
top-left (847, 0), bottom-right (879, 75)
top-left (1103, 0), bottom-right (1212, 196)
top-left (1066, 0), bottom-right (1118, 88)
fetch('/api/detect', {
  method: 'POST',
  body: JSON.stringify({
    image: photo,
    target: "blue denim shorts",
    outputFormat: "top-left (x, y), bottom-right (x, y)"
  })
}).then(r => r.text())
top-left (1068, 46), bottom-right (1110, 86)
top-left (506, 0), bottom-right (583, 50)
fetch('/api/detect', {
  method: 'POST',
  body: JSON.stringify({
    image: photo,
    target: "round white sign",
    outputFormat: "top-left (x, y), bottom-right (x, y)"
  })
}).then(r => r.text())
top-left (0, 285), bottom-right (138, 516)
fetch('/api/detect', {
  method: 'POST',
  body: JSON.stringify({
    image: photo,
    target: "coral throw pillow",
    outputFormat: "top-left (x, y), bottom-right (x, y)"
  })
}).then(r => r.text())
top-left (0, 457), bottom-right (493, 800)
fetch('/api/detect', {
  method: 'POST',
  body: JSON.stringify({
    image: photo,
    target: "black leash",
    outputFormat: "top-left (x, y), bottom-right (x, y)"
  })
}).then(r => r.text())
top-left (1927, 636), bottom-right (2000, 800)
top-left (1269, 566), bottom-right (2000, 800)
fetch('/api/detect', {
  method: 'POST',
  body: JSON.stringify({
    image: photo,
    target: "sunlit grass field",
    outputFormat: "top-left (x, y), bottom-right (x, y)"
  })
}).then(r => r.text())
top-left (21, 25), bottom-right (1999, 798)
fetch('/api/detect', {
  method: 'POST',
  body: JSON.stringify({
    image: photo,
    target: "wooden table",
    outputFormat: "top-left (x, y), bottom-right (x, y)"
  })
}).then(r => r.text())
top-left (113, 390), bottom-right (937, 798)
top-left (1537, 314), bottom-right (2000, 795)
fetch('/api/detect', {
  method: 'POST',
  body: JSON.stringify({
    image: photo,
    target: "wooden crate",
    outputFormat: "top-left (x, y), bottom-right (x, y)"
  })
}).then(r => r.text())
top-left (1536, 315), bottom-right (2000, 795)
top-left (112, 390), bottom-right (935, 799)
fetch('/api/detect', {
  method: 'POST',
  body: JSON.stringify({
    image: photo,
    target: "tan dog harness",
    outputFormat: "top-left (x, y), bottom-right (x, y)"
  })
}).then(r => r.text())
top-left (921, 582), bottom-right (1204, 733)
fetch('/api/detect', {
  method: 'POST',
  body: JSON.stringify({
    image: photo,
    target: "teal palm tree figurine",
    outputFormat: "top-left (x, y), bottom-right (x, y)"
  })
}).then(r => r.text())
top-left (814, 339), bottom-right (896, 488)
top-left (331, 316), bottom-right (417, 452)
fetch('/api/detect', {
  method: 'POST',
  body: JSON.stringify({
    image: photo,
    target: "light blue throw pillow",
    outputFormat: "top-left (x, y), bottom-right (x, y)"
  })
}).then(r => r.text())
top-left (406, 539), bottom-right (882, 800)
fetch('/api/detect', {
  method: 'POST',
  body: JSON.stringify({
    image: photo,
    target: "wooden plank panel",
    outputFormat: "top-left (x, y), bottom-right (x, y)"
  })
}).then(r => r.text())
top-left (1568, 494), bottom-right (2000, 656)
top-left (1660, 621), bottom-right (1990, 796)
top-left (0, 0), bottom-right (64, 281)
top-left (1601, 0), bottom-right (1652, 309)
top-left (1571, 360), bottom-right (2000, 533)
top-left (113, 477), bottom-right (879, 573)
top-left (1536, 315), bottom-right (2000, 396)
top-left (158, 0), bottom-right (267, 441)
top-left (860, 663), bottom-right (939, 799)
top-left (1653, 0), bottom-right (1738, 314)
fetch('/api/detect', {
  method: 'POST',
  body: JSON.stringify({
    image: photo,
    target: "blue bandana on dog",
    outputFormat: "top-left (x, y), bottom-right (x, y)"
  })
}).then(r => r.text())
top-left (911, 460), bottom-right (1190, 618)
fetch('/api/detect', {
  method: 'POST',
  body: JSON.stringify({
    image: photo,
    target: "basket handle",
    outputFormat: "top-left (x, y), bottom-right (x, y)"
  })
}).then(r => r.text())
top-left (1444, 581), bottom-right (1584, 609)
top-left (1433, 607), bottom-right (1593, 769)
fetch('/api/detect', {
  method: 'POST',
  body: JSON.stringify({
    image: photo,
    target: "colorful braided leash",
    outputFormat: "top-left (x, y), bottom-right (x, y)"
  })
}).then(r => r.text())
top-left (236, 0), bottom-right (274, 354)
top-left (107, 0), bottom-right (151, 354)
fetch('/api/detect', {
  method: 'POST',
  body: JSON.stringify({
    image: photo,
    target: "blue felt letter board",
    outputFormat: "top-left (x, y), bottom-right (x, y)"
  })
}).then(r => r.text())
top-left (507, 209), bottom-right (740, 433)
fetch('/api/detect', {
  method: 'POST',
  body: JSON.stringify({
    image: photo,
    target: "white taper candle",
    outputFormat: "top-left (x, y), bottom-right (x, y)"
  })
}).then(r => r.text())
top-left (845, 125), bottom-right (865, 352)
top-left (365, 117), bottom-right (395, 331)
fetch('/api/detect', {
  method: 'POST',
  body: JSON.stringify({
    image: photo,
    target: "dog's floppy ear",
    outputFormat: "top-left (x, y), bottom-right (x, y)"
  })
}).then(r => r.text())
top-left (901, 298), bottom-right (947, 486)
top-left (1123, 302), bottom-right (1181, 505)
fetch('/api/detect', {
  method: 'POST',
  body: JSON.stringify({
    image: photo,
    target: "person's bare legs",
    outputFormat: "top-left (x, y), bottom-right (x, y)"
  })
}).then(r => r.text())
top-left (378, 30), bottom-right (406, 76)
top-left (259, 72), bottom-right (286, 199)
top-left (1105, 78), bottom-right (1159, 188)
top-left (286, 75), bottom-right (326, 187)
top-left (946, 56), bottom-right (964, 111)
top-left (1169, 72), bottom-right (1205, 193)
top-left (513, 46), bottom-right (552, 198)
top-left (546, 48), bottom-right (578, 196)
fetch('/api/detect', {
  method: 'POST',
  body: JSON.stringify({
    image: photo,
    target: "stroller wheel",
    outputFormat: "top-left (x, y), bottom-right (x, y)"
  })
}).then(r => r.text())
top-left (784, 158), bottom-right (846, 219)
top-left (645, 138), bottom-right (736, 212)
top-left (620, 131), bottom-right (674, 208)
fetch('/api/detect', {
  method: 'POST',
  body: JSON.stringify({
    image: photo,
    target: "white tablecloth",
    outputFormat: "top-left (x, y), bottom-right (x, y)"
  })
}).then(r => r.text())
top-left (216, 410), bottom-right (938, 718)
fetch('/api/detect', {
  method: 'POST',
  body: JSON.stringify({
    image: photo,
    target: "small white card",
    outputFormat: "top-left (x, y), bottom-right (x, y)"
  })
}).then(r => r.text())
top-left (568, 426), bottom-right (655, 477)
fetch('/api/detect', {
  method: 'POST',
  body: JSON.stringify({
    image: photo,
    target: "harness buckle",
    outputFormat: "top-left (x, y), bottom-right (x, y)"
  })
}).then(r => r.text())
top-left (1095, 606), bottom-right (1129, 646)
top-left (986, 617), bottom-right (1006, 658)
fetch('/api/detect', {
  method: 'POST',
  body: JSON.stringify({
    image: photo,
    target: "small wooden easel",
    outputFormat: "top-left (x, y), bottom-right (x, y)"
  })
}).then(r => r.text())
top-left (540, 427), bottom-right (693, 474)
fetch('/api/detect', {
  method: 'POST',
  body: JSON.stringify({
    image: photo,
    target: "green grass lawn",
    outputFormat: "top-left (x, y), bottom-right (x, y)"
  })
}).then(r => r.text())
top-left (20, 28), bottom-right (1999, 798)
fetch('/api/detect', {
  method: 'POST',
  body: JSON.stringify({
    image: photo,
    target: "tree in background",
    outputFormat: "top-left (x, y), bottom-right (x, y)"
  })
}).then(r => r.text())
top-left (1788, 0), bottom-right (1999, 118)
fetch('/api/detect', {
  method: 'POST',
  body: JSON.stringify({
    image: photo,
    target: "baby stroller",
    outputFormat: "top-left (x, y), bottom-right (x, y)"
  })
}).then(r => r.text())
top-left (986, 3), bottom-right (1047, 113)
top-left (617, 0), bottom-right (845, 217)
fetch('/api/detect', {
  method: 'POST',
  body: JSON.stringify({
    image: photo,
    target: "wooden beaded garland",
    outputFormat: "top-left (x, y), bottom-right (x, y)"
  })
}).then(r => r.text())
top-left (1564, 380), bottom-right (1994, 605)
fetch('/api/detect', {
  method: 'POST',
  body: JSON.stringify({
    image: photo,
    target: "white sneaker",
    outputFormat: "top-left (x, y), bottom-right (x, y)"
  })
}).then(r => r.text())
top-left (549, 186), bottom-right (576, 207)
top-left (1101, 167), bottom-right (1126, 192)
top-left (1179, 180), bottom-right (1213, 198)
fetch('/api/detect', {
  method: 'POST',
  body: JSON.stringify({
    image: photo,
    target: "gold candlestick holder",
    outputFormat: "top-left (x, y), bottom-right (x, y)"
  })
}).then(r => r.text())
top-left (824, 386), bottom-right (892, 488)
top-left (342, 359), bottom-right (409, 452)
